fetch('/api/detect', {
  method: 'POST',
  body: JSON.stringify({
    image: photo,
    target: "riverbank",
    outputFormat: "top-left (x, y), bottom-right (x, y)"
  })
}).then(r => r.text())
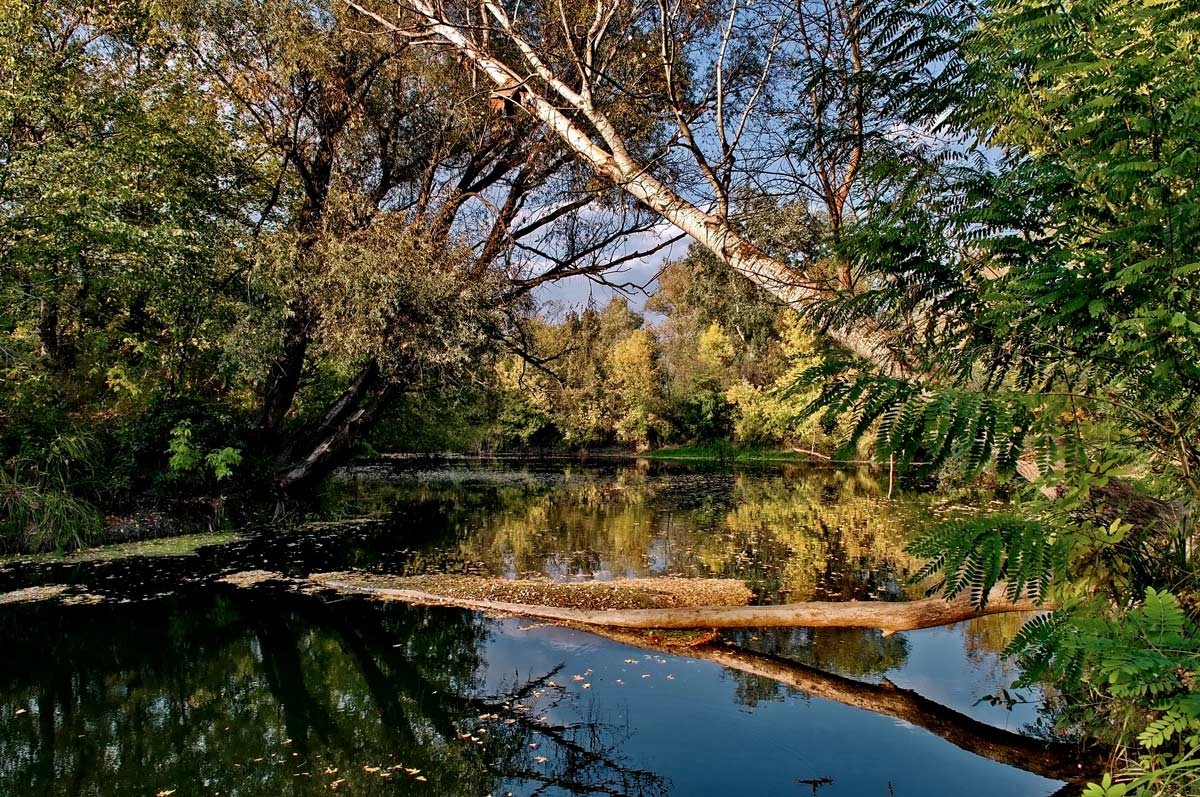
top-left (640, 445), bottom-right (813, 464)
top-left (381, 444), bottom-right (832, 466)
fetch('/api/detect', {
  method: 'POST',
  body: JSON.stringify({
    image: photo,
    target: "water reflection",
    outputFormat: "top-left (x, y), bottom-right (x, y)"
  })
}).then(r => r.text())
top-left (0, 460), bottom-right (1079, 796)
top-left (0, 590), bottom-right (665, 796)
top-left (327, 461), bottom-right (945, 604)
top-left (0, 587), bottom-right (1070, 797)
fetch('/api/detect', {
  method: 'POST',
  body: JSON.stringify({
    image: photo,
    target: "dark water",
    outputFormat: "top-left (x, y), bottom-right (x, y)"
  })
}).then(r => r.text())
top-left (0, 459), bottom-right (1076, 796)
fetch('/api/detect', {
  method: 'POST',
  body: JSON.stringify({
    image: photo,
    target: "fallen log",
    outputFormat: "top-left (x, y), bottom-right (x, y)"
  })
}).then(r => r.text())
top-left (310, 573), bottom-right (1045, 635)
top-left (303, 572), bottom-right (1096, 784)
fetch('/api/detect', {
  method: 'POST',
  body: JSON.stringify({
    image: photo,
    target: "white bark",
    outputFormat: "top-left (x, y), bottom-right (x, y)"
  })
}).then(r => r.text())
top-left (316, 576), bottom-right (1044, 635)
top-left (344, 0), bottom-right (907, 375)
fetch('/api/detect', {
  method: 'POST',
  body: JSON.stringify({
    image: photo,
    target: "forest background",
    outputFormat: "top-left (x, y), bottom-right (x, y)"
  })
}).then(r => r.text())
top-left (4, 1), bottom-right (1200, 793)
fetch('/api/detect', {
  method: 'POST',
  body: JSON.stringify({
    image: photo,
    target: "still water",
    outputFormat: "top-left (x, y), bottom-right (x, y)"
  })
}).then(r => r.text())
top-left (0, 459), bottom-right (1078, 796)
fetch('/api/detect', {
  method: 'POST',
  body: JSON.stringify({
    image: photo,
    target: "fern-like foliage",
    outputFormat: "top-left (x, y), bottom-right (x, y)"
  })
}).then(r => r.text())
top-left (789, 365), bottom-right (1041, 480)
top-left (906, 514), bottom-right (1061, 607)
top-left (1007, 589), bottom-right (1200, 766)
top-left (1005, 611), bottom-right (1084, 689)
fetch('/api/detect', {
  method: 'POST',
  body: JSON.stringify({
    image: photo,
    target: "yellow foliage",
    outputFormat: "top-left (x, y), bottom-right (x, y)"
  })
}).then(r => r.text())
top-left (697, 322), bottom-right (735, 372)
top-left (725, 310), bottom-right (829, 446)
top-left (608, 329), bottom-right (658, 398)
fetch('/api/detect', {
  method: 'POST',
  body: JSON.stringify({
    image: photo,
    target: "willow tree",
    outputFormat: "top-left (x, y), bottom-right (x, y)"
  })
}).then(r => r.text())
top-left (171, 0), bottom-right (673, 488)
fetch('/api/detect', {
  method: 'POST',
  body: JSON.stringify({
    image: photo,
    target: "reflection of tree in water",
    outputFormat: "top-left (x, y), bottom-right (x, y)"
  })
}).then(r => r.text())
top-left (963, 613), bottom-right (1030, 683)
top-left (721, 627), bottom-right (910, 707)
top-left (372, 463), bottom-right (935, 603)
top-left (0, 590), bottom-right (665, 796)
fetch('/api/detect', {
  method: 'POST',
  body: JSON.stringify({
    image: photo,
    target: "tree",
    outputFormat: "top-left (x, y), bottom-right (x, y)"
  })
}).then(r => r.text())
top-left (346, 0), bottom-right (968, 374)
top-left (607, 328), bottom-right (670, 449)
top-left (177, 0), bottom-right (675, 488)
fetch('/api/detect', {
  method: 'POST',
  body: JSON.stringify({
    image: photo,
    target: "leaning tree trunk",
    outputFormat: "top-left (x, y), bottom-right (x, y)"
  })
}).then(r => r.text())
top-left (272, 358), bottom-right (383, 471)
top-left (275, 372), bottom-right (400, 492)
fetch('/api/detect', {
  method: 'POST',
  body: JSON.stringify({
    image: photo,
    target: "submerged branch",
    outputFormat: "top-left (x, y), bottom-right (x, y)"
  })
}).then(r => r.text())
top-left (304, 572), bottom-right (1099, 785)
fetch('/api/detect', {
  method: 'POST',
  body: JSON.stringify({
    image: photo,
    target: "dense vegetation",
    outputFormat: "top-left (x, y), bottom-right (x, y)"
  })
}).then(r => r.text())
top-left (3, 0), bottom-right (1200, 792)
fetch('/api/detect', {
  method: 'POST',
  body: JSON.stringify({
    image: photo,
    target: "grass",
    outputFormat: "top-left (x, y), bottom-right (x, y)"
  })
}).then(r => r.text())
top-left (0, 530), bottom-right (243, 568)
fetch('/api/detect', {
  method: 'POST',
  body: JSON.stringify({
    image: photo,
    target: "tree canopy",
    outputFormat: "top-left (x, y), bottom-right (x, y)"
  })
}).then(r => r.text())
top-left (3, 0), bottom-right (1200, 791)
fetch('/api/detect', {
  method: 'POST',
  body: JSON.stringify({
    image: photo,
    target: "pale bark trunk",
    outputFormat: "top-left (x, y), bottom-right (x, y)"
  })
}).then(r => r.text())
top-left (348, 0), bottom-right (907, 376)
top-left (314, 577), bottom-right (1045, 635)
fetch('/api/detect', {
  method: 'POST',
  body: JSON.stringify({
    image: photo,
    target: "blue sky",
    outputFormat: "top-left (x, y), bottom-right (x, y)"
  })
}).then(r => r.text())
top-left (531, 223), bottom-right (689, 322)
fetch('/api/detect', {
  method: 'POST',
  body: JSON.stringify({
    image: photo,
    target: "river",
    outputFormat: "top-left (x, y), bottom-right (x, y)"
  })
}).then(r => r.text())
top-left (0, 459), bottom-right (1079, 796)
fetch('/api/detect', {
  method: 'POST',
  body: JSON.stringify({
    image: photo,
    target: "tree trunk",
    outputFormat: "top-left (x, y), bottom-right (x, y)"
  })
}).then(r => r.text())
top-left (314, 576), bottom-right (1046, 636)
top-left (36, 298), bottom-right (74, 371)
top-left (273, 358), bottom-right (382, 469)
top-left (276, 377), bottom-right (400, 492)
top-left (257, 105), bottom-right (337, 446)
top-left (258, 309), bottom-right (313, 444)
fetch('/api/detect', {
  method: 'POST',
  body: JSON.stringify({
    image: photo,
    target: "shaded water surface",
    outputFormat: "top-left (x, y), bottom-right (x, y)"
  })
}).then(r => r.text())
top-left (0, 459), bottom-right (1071, 796)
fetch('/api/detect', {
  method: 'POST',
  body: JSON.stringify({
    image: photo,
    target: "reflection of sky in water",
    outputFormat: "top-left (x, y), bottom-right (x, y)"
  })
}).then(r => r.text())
top-left (480, 618), bottom-right (1062, 796)
top-left (0, 460), bottom-right (1070, 796)
top-left (896, 624), bottom-right (1035, 729)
